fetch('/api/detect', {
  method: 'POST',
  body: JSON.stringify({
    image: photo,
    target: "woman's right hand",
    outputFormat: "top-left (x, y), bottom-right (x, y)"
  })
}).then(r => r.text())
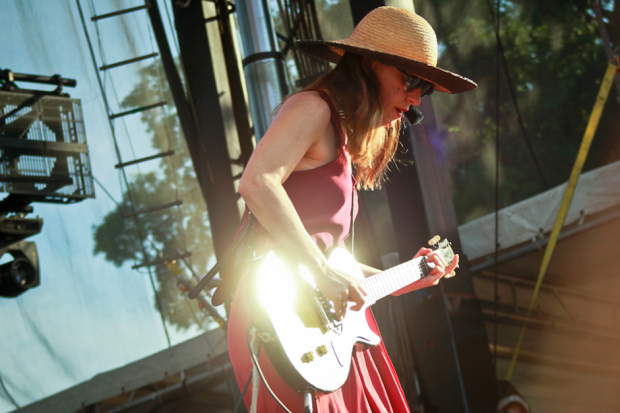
top-left (311, 260), bottom-right (367, 321)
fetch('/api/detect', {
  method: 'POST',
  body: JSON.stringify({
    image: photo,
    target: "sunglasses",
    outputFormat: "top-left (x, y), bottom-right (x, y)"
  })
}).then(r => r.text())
top-left (399, 69), bottom-right (435, 97)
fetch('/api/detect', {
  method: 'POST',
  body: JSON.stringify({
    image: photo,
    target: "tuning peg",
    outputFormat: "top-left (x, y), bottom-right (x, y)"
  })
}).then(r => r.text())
top-left (428, 235), bottom-right (440, 247)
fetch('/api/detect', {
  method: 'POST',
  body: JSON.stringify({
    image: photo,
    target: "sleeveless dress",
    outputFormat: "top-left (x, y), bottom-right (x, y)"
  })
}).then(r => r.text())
top-left (228, 90), bottom-right (410, 413)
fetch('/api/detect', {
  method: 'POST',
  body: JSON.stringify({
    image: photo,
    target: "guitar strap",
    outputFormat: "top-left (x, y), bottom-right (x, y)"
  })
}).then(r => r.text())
top-left (191, 181), bottom-right (354, 305)
top-left (192, 129), bottom-right (356, 305)
top-left (189, 211), bottom-right (258, 304)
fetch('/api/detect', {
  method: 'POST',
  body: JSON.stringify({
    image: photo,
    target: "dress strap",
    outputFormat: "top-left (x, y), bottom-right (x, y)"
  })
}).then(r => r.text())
top-left (306, 88), bottom-right (345, 145)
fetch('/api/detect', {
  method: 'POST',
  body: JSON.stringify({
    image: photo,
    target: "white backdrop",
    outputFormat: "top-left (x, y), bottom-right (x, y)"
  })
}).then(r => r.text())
top-left (0, 2), bottom-right (206, 411)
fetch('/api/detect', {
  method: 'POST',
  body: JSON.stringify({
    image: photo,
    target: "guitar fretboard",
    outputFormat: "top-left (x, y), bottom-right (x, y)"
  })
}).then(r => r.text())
top-left (361, 256), bottom-right (432, 305)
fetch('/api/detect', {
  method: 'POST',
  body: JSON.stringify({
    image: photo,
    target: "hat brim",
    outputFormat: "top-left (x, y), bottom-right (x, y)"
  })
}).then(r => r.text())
top-left (296, 39), bottom-right (477, 94)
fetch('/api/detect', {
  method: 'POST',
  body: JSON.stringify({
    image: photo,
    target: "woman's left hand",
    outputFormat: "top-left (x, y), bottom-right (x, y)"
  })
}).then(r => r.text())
top-left (392, 247), bottom-right (459, 295)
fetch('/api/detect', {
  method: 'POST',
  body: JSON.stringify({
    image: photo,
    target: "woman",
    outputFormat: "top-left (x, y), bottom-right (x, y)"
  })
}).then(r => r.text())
top-left (229, 7), bottom-right (476, 412)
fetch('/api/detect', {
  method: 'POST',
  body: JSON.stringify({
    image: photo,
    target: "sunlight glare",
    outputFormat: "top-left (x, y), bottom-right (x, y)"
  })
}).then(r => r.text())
top-left (257, 251), bottom-right (296, 309)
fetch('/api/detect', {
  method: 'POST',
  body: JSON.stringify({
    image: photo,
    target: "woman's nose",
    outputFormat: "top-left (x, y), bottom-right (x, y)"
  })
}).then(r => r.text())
top-left (406, 88), bottom-right (422, 106)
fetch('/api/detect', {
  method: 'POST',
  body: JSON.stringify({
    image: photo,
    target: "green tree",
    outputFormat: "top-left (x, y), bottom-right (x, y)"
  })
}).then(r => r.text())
top-left (93, 62), bottom-right (214, 330)
top-left (417, 0), bottom-right (619, 223)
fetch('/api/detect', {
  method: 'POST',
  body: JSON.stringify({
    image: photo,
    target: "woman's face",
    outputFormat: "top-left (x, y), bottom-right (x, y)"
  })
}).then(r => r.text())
top-left (370, 60), bottom-right (423, 126)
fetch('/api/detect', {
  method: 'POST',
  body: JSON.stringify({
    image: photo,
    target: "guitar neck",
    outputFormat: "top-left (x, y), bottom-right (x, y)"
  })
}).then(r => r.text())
top-left (361, 257), bottom-right (432, 305)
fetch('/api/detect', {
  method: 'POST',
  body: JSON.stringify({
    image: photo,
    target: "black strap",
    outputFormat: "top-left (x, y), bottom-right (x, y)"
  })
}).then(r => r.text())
top-left (242, 51), bottom-right (284, 67)
top-left (188, 212), bottom-right (257, 300)
top-left (191, 177), bottom-right (354, 301)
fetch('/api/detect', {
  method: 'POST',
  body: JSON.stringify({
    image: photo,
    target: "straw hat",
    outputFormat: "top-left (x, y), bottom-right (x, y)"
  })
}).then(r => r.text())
top-left (296, 7), bottom-right (477, 94)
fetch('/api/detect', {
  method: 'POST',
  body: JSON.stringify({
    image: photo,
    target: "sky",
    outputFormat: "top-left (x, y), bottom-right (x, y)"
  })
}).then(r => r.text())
top-left (0, 1), bottom-right (208, 411)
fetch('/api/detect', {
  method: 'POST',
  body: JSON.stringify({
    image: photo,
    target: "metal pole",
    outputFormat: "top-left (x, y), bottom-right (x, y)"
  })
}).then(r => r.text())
top-left (236, 0), bottom-right (288, 141)
top-left (170, 0), bottom-right (241, 258)
top-left (212, 0), bottom-right (255, 163)
top-left (345, 0), bottom-right (499, 410)
top-left (0, 71), bottom-right (77, 87)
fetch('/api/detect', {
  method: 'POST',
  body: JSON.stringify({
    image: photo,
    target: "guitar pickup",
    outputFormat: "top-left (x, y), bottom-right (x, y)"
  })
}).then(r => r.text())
top-left (309, 292), bottom-right (330, 334)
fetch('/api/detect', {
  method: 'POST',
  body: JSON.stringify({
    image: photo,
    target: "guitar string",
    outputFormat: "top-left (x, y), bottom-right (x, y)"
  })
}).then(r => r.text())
top-left (362, 258), bottom-right (429, 302)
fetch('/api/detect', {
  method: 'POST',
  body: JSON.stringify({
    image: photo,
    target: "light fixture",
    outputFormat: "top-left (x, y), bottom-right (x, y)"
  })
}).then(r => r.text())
top-left (0, 240), bottom-right (40, 297)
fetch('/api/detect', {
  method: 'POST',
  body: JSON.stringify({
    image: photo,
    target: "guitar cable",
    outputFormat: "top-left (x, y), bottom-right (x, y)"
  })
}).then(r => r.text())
top-left (246, 327), bottom-right (294, 413)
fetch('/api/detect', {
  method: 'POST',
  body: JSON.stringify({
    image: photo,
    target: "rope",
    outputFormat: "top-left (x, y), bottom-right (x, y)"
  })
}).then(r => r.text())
top-left (163, 0), bottom-right (182, 57)
top-left (505, 62), bottom-right (618, 381)
top-left (485, 0), bottom-right (549, 191)
top-left (0, 375), bottom-right (19, 409)
top-left (93, 175), bottom-right (120, 206)
top-left (144, 10), bottom-right (190, 256)
top-left (84, 1), bottom-right (203, 341)
top-left (493, 0), bottom-right (501, 375)
top-left (77, 0), bottom-right (173, 347)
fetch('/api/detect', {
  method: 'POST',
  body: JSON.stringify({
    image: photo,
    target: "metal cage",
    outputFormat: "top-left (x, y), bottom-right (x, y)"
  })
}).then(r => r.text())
top-left (0, 91), bottom-right (94, 203)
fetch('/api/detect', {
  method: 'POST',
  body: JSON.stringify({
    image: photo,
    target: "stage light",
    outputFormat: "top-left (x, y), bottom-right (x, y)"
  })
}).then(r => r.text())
top-left (0, 240), bottom-right (40, 298)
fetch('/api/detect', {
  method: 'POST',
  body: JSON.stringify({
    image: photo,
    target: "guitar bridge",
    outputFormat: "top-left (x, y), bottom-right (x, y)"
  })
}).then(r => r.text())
top-left (309, 292), bottom-right (330, 334)
top-left (329, 320), bottom-right (343, 335)
top-left (309, 290), bottom-right (344, 335)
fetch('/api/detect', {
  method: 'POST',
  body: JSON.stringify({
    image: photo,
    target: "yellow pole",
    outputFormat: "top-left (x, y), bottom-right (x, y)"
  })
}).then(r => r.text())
top-left (505, 62), bottom-right (618, 381)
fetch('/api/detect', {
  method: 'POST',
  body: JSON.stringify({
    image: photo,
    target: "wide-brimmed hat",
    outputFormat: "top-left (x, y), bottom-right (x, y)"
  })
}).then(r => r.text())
top-left (296, 7), bottom-right (477, 94)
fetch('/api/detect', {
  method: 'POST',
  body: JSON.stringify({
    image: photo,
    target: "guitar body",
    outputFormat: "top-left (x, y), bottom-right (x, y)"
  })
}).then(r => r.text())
top-left (246, 247), bottom-right (380, 393)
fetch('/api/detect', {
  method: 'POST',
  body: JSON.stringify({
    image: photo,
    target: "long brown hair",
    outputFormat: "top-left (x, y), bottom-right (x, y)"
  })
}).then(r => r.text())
top-left (305, 52), bottom-right (401, 190)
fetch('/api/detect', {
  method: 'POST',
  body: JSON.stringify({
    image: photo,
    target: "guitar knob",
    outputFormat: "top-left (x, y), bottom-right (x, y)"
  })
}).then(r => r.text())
top-left (428, 235), bottom-right (440, 246)
top-left (301, 351), bottom-right (315, 363)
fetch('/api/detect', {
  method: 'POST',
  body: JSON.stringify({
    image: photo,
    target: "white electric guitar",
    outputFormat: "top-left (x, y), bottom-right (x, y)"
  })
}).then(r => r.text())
top-left (246, 237), bottom-right (455, 393)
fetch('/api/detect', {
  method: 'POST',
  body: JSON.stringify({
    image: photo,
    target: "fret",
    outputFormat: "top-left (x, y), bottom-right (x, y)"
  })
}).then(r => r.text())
top-left (367, 274), bottom-right (379, 303)
top-left (381, 271), bottom-right (391, 296)
top-left (419, 258), bottom-right (431, 277)
top-left (362, 272), bottom-right (374, 302)
top-left (389, 266), bottom-right (399, 292)
top-left (390, 268), bottom-right (407, 292)
top-left (400, 262), bottom-right (413, 284)
top-left (372, 272), bottom-right (381, 298)
top-left (379, 274), bottom-right (387, 297)
top-left (362, 257), bottom-right (428, 304)
top-left (369, 276), bottom-right (378, 303)
top-left (377, 272), bottom-right (387, 297)
top-left (354, 240), bottom-right (454, 307)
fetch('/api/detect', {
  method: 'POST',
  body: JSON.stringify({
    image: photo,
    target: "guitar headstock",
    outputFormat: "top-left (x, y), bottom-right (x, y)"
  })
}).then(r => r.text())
top-left (437, 239), bottom-right (455, 267)
top-left (429, 236), bottom-right (455, 267)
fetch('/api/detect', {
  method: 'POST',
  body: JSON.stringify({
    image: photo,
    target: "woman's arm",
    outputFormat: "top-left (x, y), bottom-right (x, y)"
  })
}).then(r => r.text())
top-left (239, 92), bottom-right (366, 320)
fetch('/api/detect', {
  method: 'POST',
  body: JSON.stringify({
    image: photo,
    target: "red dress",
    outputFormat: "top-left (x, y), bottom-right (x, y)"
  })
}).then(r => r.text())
top-left (228, 90), bottom-right (410, 413)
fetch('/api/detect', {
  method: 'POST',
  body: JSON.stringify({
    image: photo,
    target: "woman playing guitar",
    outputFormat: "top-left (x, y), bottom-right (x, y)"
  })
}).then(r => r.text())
top-left (228, 7), bottom-right (476, 412)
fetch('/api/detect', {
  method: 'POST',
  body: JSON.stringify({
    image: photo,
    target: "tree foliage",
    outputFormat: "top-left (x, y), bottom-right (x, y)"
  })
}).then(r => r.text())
top-left (276, 0), bottom-right (619, 223)
top-left (93, 63), bottom-right (214, 330)
top-left (417, 0), bottom-right (620, 223)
